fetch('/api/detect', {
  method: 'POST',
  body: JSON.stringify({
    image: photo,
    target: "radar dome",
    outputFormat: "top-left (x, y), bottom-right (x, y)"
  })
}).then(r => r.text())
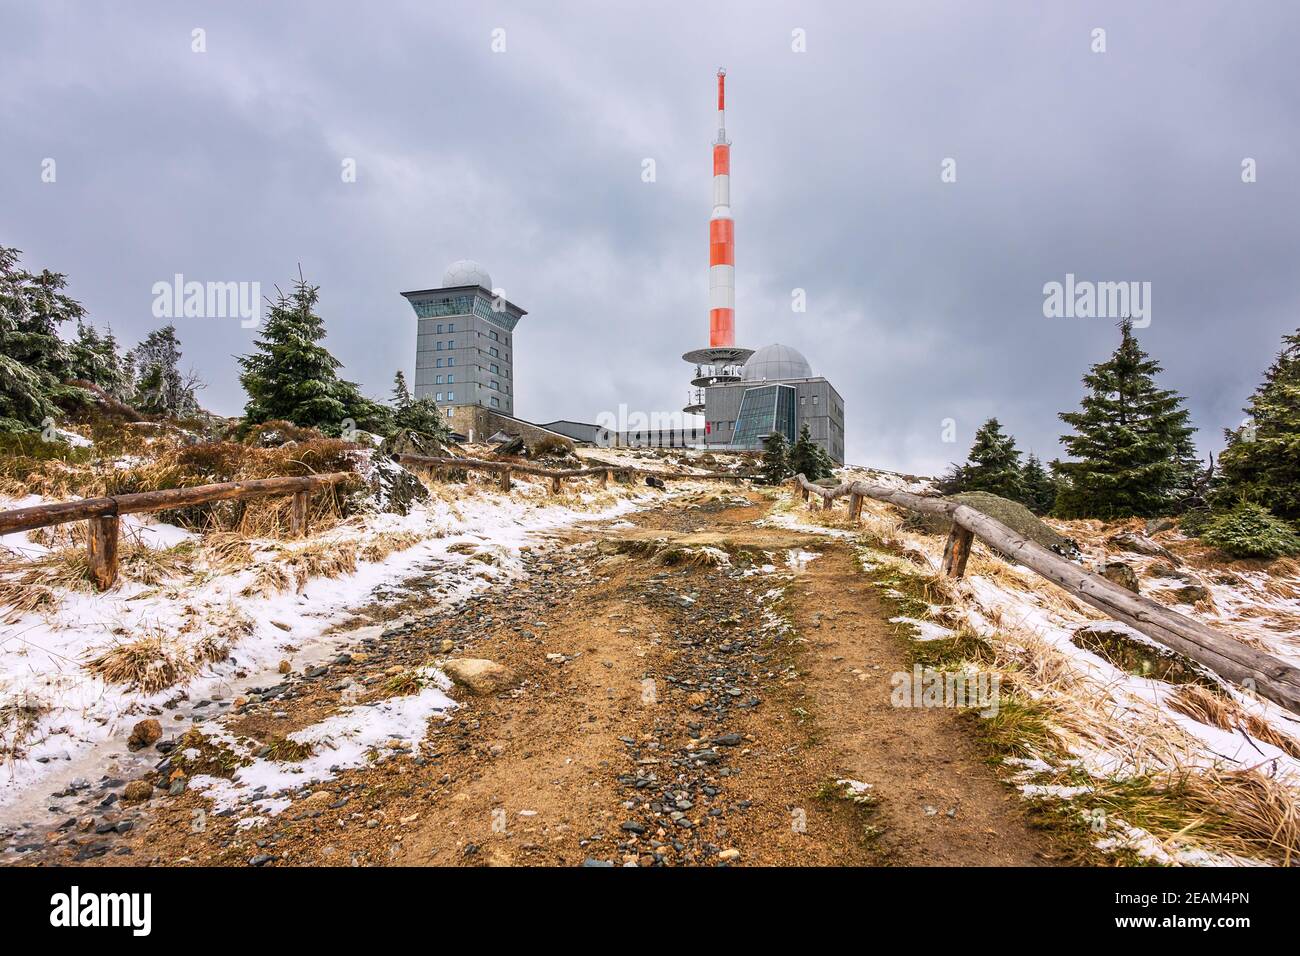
top-left (442, 259), bottom-right (493, 290)
top-left (742, 343), bottom-right (813, 382)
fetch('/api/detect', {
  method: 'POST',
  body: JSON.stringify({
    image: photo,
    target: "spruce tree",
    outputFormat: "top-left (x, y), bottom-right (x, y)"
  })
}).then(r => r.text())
top-left (1020, 453), bottom-right (1057, 515)
top-left (1055, 320), bottom-right (1198, 519)
top-left (98, 327), bottom-right (133, 400)
top-left (0, 245), bottom-right (82, 430)
top-left (130, 325), bottom-right (199, 418)
top-left (789, 423), bottom-right (829, 480)
top-left (391, 370), bottom-right (412, 409)
top-left (760, 431), bottom-right (791, 484)
top-left (941, 418), bottom-right (1024, 501)
top-left (1213, 327), bottom-right (1300, 520)
top-left (237, 274), bottom-right (384, 436)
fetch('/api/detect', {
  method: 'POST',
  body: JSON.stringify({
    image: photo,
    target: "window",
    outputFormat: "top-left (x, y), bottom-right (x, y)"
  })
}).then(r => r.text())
top-left (437, 342), bottom-right (443, 351)
top-left (447, 391), bottom-right (455, 401)
top-left (490, 397), bottom-right (499, 408)
top-left (436, 392), bottom-right (443, 402)
top-left (812, 396), bottom-right (819, 405)
top-left (489, 331), bottom-right (499, 341)
top-left (490, 381), bottom-right (499, 390)
top-left (800, 395), bottom-right (806, 405)
top-left (447, 340), bottom-right (455, 349)
top-left (435, 375), bottom-right (443, 385)
top-left (447, 323), bottom-right (455, 332)
top-left (734, 384), bottom-right (797, 449)
top-left (447, 357), bottom-right (455, 367)
top-left (490, 364), bottom-right (499, 374)
top-left (435, 358), bottom-right (443, 368)
top-left (447, 374), bottom-right (454, 384)
top-left (436, 323), bottom-right (443, 334)
top-left (489, 347), bottom-right (499, 358)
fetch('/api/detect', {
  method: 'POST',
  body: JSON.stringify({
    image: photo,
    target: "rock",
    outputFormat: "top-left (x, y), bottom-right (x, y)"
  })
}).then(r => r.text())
top-left (127, 719), bottom-right (162, 752)
top-left (439, 639), bottom-right (455, 653)
top-left (1102, 562), bottom-right (1140, 594)
top-left (1170, 584), bottom-right (1210, 604)
top-left (440, 658), bottom-right (511, 695)
top-left (718, 848), bottom-right (741, 862)
top-left (278, 660), bottom-right (291, 674)
top-left (910, 491), bottom-right (1075, 556)
top-left (1109, 532), bottom-right (1177, 563)
top-left (123, 780), bottom-right (154, 803)
top-left (362, 444), bottom-right (434, 515)
top-left (1145, 517), bottom-right (1176, 535)
top-left (302, 790), bottom-right (334, 806)
top-left (645, 476), bottom-right (667, 490)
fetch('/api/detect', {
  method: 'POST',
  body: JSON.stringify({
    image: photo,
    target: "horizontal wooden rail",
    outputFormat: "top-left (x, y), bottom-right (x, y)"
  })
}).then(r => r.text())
top-left (794, 474), bottom-right (1300, 714)
top-left (0, 472), bottom-right (355, 590)
top-left (394, 454), bottom-right (747, 491)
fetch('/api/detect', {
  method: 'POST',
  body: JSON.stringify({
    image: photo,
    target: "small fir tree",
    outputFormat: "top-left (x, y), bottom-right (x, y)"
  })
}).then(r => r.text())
top-left (1054, 320), bottom-right (1198, 518)
top-left (1212, 327), bottom-right (1300, 521)
top-left (788, 423), bottom-right (830, 481)
top-left (760, 431), bottom-right (792, 484)
top-left (939, 418), bottom-right (1024, 501)
top-left (237, 273), bottom-right (384, 436)
top-left (1020, 453), bottom-right (1057, 515)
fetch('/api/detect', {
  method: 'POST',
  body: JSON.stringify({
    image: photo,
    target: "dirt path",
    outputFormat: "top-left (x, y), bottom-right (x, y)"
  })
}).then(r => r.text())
top-left (19, 489), bottom-right (1057, 867)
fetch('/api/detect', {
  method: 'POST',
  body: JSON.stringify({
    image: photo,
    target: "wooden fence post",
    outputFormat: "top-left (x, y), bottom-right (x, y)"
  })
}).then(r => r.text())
top-left (550, 476), bottom-right (561, 495)
top-left (848, 492), bottom-right (863, 521)
top-left (801, 486), bottom-right (809, 502)
top-left (600, 469), bottom-right (610, 489)
top-left (822, 493), bottom-right (833, 511)
top-left (941, 524), bottom-right (974, 578)
top-left (499, 468), bottom-right (511, 491)
top-left (87, 514), bottom-right (119, 590)
top-left (290, 490), bottom-right (309, 537)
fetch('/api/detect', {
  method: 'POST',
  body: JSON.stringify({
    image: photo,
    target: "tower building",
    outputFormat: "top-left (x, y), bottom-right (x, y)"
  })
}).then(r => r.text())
top-left (401, 259), bottom-right (526, 421)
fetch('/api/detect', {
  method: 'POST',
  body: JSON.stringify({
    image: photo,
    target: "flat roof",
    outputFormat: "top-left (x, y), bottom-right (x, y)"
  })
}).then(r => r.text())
top-left (400, 284), bottom-right (527, 316)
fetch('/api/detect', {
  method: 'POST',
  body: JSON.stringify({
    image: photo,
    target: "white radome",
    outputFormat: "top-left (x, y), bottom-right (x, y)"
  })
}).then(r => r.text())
top-left (442, 259), bottom-right (493, 290)
top-left (742, 343), bottom-right (813, 382)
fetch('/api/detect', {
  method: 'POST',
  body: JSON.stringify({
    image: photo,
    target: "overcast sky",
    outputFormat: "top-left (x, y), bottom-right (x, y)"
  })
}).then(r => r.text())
top-left (3, 1), bottom-right (1297, 474)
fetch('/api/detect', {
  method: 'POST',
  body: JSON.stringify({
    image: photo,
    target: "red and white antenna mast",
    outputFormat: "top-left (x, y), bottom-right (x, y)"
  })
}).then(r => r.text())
top-left (709, 68), bottom-right (734, 348)
top-left (682, 68), bottom-right (752, 418)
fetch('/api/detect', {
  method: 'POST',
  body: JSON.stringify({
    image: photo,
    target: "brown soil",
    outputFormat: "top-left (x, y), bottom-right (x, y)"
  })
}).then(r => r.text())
top-left (32, 489), bottom-right (1058, 867)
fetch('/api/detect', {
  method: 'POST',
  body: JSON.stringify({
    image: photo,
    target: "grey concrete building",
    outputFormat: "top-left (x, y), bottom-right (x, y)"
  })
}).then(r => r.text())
top-left (701, 343), bottom-right (845, 463)
top-left (542, 420), bottom-right (707, 449)
top-left (401, 260), bottom-right (525, 432)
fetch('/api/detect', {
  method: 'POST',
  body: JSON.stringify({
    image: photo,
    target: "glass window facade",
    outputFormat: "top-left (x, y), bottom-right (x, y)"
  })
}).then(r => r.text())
top-left (732, 384), bottom-right (797, 449)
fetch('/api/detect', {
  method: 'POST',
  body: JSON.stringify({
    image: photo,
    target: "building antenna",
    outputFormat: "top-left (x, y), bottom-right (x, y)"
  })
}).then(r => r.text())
top-left (683, 67), bottom-right (752, 418)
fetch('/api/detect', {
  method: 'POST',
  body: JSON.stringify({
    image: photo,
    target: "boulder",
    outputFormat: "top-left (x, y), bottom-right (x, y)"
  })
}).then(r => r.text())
top-left (381, 428), bottom-right (445, 460)
top-left (1109, 531), bottom-right (1178, 563)
top-left (354, 453), bottom-right (430, 516)
top-left (441, 658), bottom-right (511, 696)
top-left (1145, 517), bottom-right (1177, 535)
top-left (645, 475), bottom-right (667, 490)
top-left (912, 491), bottom-right (1076, 557)
top-left (127, 718), bottom-right (162, 752)
top-left (1102, 561), bottom-right (1140, 594)
top-left (1169, 584), bottom-right (1211, 604)
top-left (123, 780), bottom-right (154, 803)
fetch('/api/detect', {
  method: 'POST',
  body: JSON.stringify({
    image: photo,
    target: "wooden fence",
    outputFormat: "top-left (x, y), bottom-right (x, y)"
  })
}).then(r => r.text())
top-left (0, 473), bottom-right (355, 590)
top-left (395, 454), bottom-right (748, 493)
top-left (794, 474), bottom-right (1300, 714)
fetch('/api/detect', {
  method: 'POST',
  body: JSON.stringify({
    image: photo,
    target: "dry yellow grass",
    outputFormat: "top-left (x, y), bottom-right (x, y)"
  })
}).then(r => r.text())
top-left (84, 631), bottom-right (193, 694)
top-left (1167, 685), bottom-right (1300, 760)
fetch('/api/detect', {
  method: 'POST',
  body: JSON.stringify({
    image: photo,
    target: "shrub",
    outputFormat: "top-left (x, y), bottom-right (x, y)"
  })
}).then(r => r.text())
top-left (1201, 501), bottom-right (1300, 559)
